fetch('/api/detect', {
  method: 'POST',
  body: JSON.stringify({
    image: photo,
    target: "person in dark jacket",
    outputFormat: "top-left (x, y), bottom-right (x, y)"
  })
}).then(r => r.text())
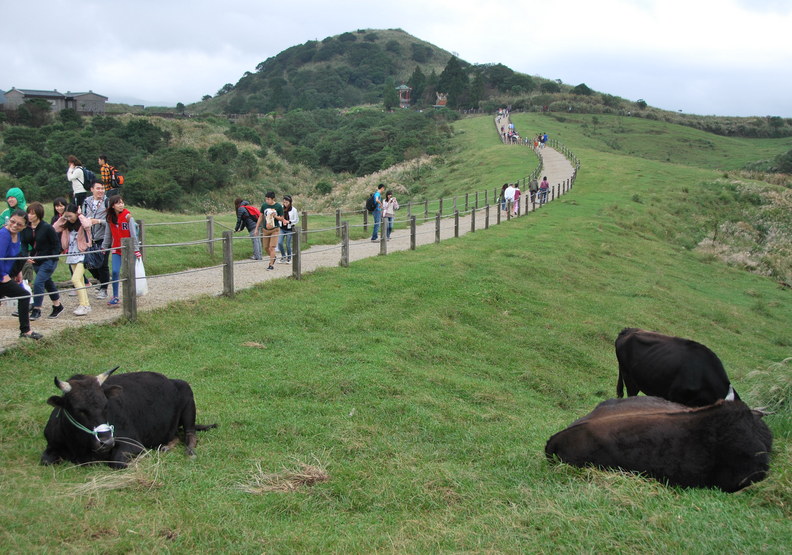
top-left (234, 198), bottom-right (262, 261)
top-left (20, 202), bottom-right (64, 320)
top-left (1, 209), bottom-right (42, 339)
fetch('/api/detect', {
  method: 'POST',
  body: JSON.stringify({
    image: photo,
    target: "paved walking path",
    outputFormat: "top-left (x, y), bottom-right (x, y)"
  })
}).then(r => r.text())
top-left (0, 118), bottom-right (576, 351)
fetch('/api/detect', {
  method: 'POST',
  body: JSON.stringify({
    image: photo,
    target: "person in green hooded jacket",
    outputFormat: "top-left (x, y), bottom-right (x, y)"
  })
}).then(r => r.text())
top-left (1, 188), bottom-right (28, 226)
top-left (1, 188), bottom-right (34, 283)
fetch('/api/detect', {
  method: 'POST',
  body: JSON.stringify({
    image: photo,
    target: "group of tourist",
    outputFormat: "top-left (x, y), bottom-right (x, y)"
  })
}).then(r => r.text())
top-left (499, 176), bottom-right (552, 214)
top-left (235, 192), bottom-right (299, 271)
top-left (1, 155), bottom-right (137, 340)
top-left (368, 183), bottom-right (400, 242)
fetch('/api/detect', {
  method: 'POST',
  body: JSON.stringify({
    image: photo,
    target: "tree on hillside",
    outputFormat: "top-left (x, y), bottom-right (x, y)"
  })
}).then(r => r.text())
top-left (438, 56), bottom-right (469, 109)
top-left (469, 72), bottom-right (485, 108)
top-left (540, 81), bottom-right (561, 93)
top-left (383, 78), bottom-right (400, 111)
top-left (407, 66), bottom-right (426, 106)
top-left (572, 83), bottom-right (593, 96)
top-left (17, 98), bottom-right (52, 128)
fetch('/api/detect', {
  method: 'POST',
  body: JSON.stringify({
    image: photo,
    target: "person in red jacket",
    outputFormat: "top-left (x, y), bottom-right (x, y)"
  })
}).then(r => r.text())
top-left (102, 195), bottom-right (140, 307)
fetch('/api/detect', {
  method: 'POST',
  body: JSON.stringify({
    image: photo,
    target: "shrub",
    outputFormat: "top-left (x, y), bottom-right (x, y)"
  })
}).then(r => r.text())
top-left (315, 181), bottom-right (333, 195)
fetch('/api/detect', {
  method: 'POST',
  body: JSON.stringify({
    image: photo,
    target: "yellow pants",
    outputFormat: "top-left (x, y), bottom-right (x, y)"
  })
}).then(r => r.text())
top-left (70, 263), bottom-right (90, 308)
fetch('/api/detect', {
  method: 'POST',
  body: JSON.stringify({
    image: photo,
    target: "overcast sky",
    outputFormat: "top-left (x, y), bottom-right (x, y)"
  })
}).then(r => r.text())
top-left (2, 0), bottom-right (790, 117)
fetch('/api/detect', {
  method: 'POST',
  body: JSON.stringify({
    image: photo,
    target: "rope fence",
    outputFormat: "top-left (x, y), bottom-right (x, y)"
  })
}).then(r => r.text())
top-left (2, 118), bottom-right (580, 324)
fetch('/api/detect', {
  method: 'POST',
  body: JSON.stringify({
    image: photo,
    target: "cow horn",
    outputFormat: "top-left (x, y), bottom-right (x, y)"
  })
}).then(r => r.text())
top-left (96, 366), bottom-right (120, 386)
top-left (54, 377), bottom-right (71, 393)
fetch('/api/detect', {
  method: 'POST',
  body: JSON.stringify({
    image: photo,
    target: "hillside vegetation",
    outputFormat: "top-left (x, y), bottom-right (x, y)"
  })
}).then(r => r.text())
top-left (0, 114), bottom-right (790, 552)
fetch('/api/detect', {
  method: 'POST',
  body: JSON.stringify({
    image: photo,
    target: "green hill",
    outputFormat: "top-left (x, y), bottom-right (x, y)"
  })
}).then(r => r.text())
top-left (0, 112), bottom-right (790, 551)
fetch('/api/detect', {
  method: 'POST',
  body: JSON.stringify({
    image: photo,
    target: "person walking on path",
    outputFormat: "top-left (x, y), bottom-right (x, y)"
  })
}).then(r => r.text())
top-left (53, 204), bottom-right (93, 316)
top-left (370, 184), bottom-right (385, 242)
top-left (234, 198), bottom-right (262, 261)
top-left (66, 156), bottom-right (89, 207)
top-left (254, 192), bottom-right (283, 270)
top-left (20, 202), bottom-right (63, 320)
top-left (102, 195), bottom-right (141, 307)
top-left (277, 195), bottom-right (298, 263)
top-left (539, 176), bottom-right (550, 205)
top-left (1, 209), bottom-right (43, 339)
top-left (1, 187), bottom-right (27, 226)
top-left (82, 182), bottom-right (111, 299)
top-left (382, 191), bottom-right (399, 240)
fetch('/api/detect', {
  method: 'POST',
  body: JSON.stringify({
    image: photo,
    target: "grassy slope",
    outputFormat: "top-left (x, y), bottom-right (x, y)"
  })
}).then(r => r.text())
top-left (0, 115), bottom-right (790, 552)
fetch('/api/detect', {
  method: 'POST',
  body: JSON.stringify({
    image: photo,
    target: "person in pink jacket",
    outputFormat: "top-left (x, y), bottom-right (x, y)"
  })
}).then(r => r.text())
top-left (53, 203), bottom-right (93, 316)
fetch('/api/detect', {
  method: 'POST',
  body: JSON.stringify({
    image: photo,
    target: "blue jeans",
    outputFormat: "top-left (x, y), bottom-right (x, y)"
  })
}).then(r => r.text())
top-left (250, 229), bottom-right (262, 260)
top-left (111, 253), bottom-right (122, 298)
top-left (385, 216), bottom-right (393, 239)
top-left (278, 229), bottom-right (293, 260)
top-left (371, 210), bottom-right (382, 240)
top-left (32, 259), bottom-right (60, 308)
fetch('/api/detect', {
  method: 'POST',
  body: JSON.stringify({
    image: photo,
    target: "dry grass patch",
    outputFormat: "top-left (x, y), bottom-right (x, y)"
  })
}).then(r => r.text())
top-left (64, 450), bottom-right (164, 496)
top-left (239, 456), bottom-right (330, 494)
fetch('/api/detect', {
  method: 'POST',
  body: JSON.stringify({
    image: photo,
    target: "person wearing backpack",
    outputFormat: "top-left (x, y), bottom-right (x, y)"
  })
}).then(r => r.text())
top-left (66, 155), bottom-right (90, 207)
top-left (370, 183), bottom-right (385, 242)
top-left (82, 181), bottom-right (111, 299)
top-left (234, 198), bottom-right (262, 260)
top-left (98, 155), bottom-right (123, 198)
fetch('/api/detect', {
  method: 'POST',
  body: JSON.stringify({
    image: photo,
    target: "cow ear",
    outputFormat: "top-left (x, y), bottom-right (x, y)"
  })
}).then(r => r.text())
top-left (47, 395), bottom-right (64, 408)
top-left (104, 385), bottom-right (123, 398)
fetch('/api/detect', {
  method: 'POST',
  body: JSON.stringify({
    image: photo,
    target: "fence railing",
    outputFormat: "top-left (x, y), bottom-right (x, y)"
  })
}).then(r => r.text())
top-left (2, 122), bottom-right (580, 326)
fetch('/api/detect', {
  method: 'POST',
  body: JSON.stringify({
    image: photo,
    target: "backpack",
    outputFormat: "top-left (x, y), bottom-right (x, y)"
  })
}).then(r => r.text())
top-left (365, 193), bottom-right (377, 212)
top-left (109, 166), bottom-right (125, 187)
top-left (244, 204), bottom-right (261, 220)
top-left (78, 166), bottom-right (97, 189)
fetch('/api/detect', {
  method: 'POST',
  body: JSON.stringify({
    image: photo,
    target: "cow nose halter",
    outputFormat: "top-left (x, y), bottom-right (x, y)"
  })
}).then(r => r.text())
top-left (60, 409), bottom-right (115, 442)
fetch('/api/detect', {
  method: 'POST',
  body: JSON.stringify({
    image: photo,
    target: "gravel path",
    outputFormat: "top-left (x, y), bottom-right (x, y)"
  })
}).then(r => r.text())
top-left (1, 125), bottom-right (575, 351)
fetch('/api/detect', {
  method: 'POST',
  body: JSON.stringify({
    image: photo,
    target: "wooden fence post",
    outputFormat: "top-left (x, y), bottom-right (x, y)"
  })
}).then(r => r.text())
top-left (379, 229), bottom-right (386, 256)
top-left (435, 212), bottom-right (441, 243)
top-left (222, 230), bottom-right (234, 297)
top-left (137, 219), bottom-right (145, 261)
top-left (121, 238), bottom-right (137, 322)
top-left (424, 199), bottom-right (429, 218)
top-left (292, 230), bottom-right (301, 280)
top-left (335, 209), bottom-right (341, 238)
top-left (471, 206), bottom-right (476, 233)
top-left (454, 210), bottom-right (459, 238)
top-left (206, 216), bottom-right (214, 256)
top-left (340, 221), bottom-right (349, 267)
top-left (485, 204), bottom-right (490, 229)
top-left (464, 193), bottom-right (469, 212)
top-left (439, 198), bottom-right (443, 217)
top-left (410, 216), bottom-right (416, 250)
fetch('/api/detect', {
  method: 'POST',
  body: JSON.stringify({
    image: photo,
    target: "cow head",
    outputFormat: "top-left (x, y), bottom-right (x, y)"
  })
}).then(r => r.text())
top-left (47, 367), bottom-right (122, 453)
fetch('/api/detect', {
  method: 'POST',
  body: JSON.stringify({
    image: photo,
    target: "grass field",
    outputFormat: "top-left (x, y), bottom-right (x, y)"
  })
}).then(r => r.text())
top-left (1, 114), bottom-right (790, 552)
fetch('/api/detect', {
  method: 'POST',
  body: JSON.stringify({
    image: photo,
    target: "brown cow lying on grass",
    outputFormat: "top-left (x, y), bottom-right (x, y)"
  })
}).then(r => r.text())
top-left (545, 396), bottom-right (772, 492)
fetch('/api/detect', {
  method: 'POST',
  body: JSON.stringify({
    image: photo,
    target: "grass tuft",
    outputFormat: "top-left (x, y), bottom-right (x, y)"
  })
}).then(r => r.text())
top-left (239, 455), bottom-right (330, 494)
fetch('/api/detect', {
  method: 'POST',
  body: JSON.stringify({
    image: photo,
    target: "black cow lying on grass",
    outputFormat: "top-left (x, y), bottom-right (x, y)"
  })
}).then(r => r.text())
top-left (41, 367), bottom-right (216, 468)
top-left (615, 328), bottom-right (739, 406)
top-left (545, 396), bottom-right (772, 492)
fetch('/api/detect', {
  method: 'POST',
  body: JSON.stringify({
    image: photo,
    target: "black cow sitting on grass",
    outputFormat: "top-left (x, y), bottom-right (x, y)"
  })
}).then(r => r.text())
top-left (545, 396), bottom-right (772, 493)
top-left (615, 328), bottom-right (739, 406)
top-left (41, 367), bottom-right (216, 468)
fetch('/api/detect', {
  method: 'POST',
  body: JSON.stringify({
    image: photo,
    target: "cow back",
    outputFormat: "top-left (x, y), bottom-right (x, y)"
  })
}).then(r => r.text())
top-left (615, 329), bottom-right (734, 406)
top-left (104, 372), bottom-right (195, 448)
